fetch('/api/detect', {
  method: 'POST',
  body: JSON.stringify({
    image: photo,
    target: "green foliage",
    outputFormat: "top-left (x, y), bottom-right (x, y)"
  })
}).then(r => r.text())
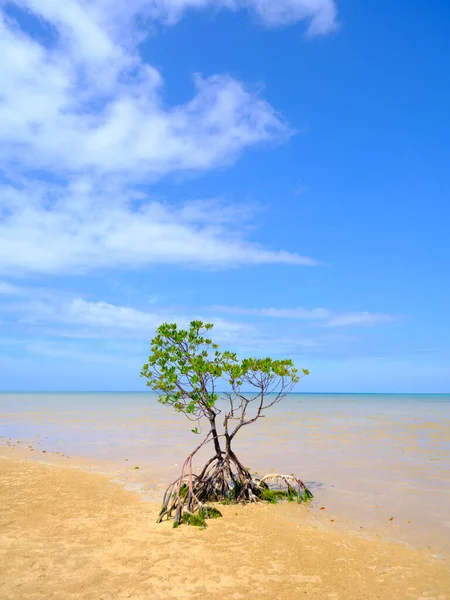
top-left (200, 506), bottom-right (222, 519)
top-left (141, 321), bottom-right (309, 432)
top-left (303, 487), bottom-right (314, 501)
top-left (260, 488), bottom-right (279, 504)
top-left (229, 357), bottom-right (301, 384)
top-left (181, 512), bottom-right (206, 528)
top-left (259, 485), bottom-right (313, 504)
top-left (179, 483), bottom-right (188, 499)
top-left (180, 506), bottom-right (222, 528)
top-left (141, 321), bottom-right (238, 422)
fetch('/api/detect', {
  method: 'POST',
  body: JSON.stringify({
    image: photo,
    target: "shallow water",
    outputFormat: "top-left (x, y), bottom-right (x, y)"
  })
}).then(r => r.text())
top-left (1, 392), bottom-right (450, 554)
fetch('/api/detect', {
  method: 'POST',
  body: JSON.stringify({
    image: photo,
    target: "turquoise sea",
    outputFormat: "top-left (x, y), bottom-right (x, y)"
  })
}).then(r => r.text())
top-left (1, 392), bottom-right (450, 553)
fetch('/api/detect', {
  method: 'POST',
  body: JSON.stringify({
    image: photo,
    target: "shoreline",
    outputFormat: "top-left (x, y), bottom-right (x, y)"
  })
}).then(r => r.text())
top-left (1, 438), bottom-right (446, 558)
top-left (2, 399), bottom-right (450, 558)
top-left (1, 444), bottom-right (450, 599)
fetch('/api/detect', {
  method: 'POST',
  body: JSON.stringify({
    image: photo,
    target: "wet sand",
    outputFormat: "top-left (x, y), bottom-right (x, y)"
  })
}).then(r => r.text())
top-left (2, 392), bottom-right (450, 555)
top-left (1, 454), bottom-right (450, 600)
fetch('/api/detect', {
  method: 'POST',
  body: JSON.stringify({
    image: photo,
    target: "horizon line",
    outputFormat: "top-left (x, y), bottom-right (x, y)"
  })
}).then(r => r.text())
top-left (1, 390), bottom-right (449, 396)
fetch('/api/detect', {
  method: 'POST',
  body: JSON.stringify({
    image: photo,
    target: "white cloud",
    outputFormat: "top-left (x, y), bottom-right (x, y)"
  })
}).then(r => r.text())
top-left (6, 292), bottom-right (398, 341)
top-left (242, 0), bottom-right (337, 33)
top-left (0, 0), bottom-right (326, 274)
top-left (2, 291), bottom-right (399, 360)
top-left (0, 182), bottom-right (318, 274)
top-left (2, 293), bottom-right (362, 362)
top-left (0, 21), bottom-right (289, 177)
top-left (209, 305), bottom-right (400, 327)
top-left (66, 298), bottom-right (250, 340)
top-left (14, 296), bottom-right (253, 342)
top-left (145, 0), bottom-right (337, 34)
top-left (1, 0), bottom-right (325, 178)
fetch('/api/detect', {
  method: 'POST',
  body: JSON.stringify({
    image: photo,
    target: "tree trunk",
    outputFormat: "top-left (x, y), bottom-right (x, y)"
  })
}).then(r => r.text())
top-left (224, 434), bottom-right (232, 480)
top-left (209, 415), bottom-right (223, 457)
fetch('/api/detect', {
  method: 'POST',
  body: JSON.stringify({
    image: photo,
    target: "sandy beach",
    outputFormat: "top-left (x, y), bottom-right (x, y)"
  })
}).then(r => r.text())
top-left (1, 448), bottom-right (450, 600)
top-left (1, 393), bottom-right (450, 599)
top-left (2, 393), bottom-right (450, 554)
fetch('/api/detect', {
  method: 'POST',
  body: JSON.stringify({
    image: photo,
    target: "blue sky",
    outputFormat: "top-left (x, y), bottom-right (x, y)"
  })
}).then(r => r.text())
top-left (0, 0), bottom-right (449, 393)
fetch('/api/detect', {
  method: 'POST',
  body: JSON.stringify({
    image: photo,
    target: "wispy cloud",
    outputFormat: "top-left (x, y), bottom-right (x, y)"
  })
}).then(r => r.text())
top-left (241, 0), bottom-right (338, 34)
top-left (15, 296), bottom-right (253, 342)
top-left (0, 0), bottom-right (302, 178)
top-left (3, 288), bottom-right (399, 358)
top-left (146, 0), bottom-right (338, 34)
top-left (0, 1), bottom-right (327, 274)
top-left (0, 183), bottom-right (318, 274)
top-left (2, 286), bottom-right (410, 369)
top-left (1, 5), bottom-right (290, 175)
top-left (1, 289), bottom-right (355, 354)
top-left (209, 305), bottom-right (401, 327)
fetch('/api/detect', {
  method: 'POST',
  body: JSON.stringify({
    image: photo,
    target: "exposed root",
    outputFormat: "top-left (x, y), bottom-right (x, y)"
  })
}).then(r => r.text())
top-left (158, 451), bottom-right (313, 528)
top-left (258, 473), bottom-right (314, 503)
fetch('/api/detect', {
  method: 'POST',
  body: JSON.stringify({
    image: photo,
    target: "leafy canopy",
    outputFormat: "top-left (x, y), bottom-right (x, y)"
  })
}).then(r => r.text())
top-left (141, 321), bottom-right (236, 420)
top-left (141, 321), bottom-right (308, 429)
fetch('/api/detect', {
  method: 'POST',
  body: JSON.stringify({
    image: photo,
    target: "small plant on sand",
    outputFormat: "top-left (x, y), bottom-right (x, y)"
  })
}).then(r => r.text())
top-left (141, 321), bottom-right (312, 528)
